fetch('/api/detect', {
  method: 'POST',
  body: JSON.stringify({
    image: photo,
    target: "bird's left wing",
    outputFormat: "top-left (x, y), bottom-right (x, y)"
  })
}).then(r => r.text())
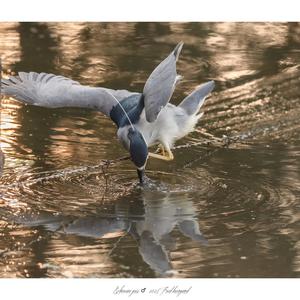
top-left (1, 72), bottom-right (137, 117)
top-left (142, 42), bottom-right (183, 123)
top-left (179, 81), bottom-right (215, 115)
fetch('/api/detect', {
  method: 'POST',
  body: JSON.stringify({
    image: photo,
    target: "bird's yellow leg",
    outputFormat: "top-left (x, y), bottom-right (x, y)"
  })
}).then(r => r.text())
top-left (166, 148), bottom-right (174, 160)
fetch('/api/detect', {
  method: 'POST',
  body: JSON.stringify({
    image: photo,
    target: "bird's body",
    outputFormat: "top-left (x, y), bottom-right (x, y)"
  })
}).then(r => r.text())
top-left (1, 42), bottom-right (215, 183)
top-left (118, 102), bottom-right (199, 149)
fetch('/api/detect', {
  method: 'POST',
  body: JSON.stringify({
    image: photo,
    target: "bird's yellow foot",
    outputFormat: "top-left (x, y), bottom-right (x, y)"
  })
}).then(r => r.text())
top-left (155, 144), bottom-right (166, 156)
top-left (149, 148), bottom-right (174, 161)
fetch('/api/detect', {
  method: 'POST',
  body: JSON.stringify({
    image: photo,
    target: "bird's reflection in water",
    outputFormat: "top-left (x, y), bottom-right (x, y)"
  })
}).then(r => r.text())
top-left (15, 183), bottom-right (207, 276)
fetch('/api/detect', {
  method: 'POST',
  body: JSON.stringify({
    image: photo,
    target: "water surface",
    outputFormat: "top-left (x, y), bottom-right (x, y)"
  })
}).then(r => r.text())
top-left (0, 22), bottom-right (300, 277)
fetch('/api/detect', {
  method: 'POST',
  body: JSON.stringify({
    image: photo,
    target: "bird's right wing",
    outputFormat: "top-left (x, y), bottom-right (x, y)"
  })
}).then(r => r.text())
top-left (142, 42), bottom-right (183, 123)
top-left (1, 72), bottom-right (137, 117)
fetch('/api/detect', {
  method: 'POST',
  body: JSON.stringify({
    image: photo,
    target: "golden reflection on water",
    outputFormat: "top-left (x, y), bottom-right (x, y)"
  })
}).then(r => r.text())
top-left (0, 22), bottom-right (21, 68)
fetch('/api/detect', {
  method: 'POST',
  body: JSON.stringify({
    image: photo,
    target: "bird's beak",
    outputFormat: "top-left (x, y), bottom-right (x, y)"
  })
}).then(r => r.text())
top-left (137, 168), bottom-right (145, 185)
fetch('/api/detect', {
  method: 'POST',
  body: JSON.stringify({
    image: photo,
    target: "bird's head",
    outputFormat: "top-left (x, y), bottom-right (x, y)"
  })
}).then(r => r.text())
top-left (127, 127), bottom-right (148, 184)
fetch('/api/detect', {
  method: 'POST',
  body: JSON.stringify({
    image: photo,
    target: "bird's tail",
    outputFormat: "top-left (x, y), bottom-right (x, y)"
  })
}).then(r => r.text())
top-left (179, 81), bottom-right (215, 115)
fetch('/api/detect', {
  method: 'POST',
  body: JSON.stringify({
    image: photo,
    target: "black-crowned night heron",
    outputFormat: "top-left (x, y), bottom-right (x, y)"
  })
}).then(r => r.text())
top-left (1, 42), bottom-right (215, 184)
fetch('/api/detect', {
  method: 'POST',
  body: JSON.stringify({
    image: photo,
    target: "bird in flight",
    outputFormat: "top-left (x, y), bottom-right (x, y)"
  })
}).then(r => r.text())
top-left (1, 42), bottom-right (215, 184)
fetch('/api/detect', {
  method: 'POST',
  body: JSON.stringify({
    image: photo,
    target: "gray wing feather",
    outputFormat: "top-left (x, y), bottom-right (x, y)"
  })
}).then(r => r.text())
top-left (179, 80), bottom-right (215, 115)
top-left (1, 72), bottom-right (137, 117)
top-left (138, 231), bottom-right (171, 274)
top-left (143, 42), bottom-right (183, 123)
top-left (178, 220), bottom-right (208, 244)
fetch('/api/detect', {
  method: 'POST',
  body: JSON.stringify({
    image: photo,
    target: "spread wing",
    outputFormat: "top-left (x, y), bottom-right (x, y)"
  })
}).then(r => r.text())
top-left (179, 81), bottom-right (215, 115)
top-left (1, 72), bottom-right (137, 117)
top-left (142, 42), bottom-right (183, 123)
